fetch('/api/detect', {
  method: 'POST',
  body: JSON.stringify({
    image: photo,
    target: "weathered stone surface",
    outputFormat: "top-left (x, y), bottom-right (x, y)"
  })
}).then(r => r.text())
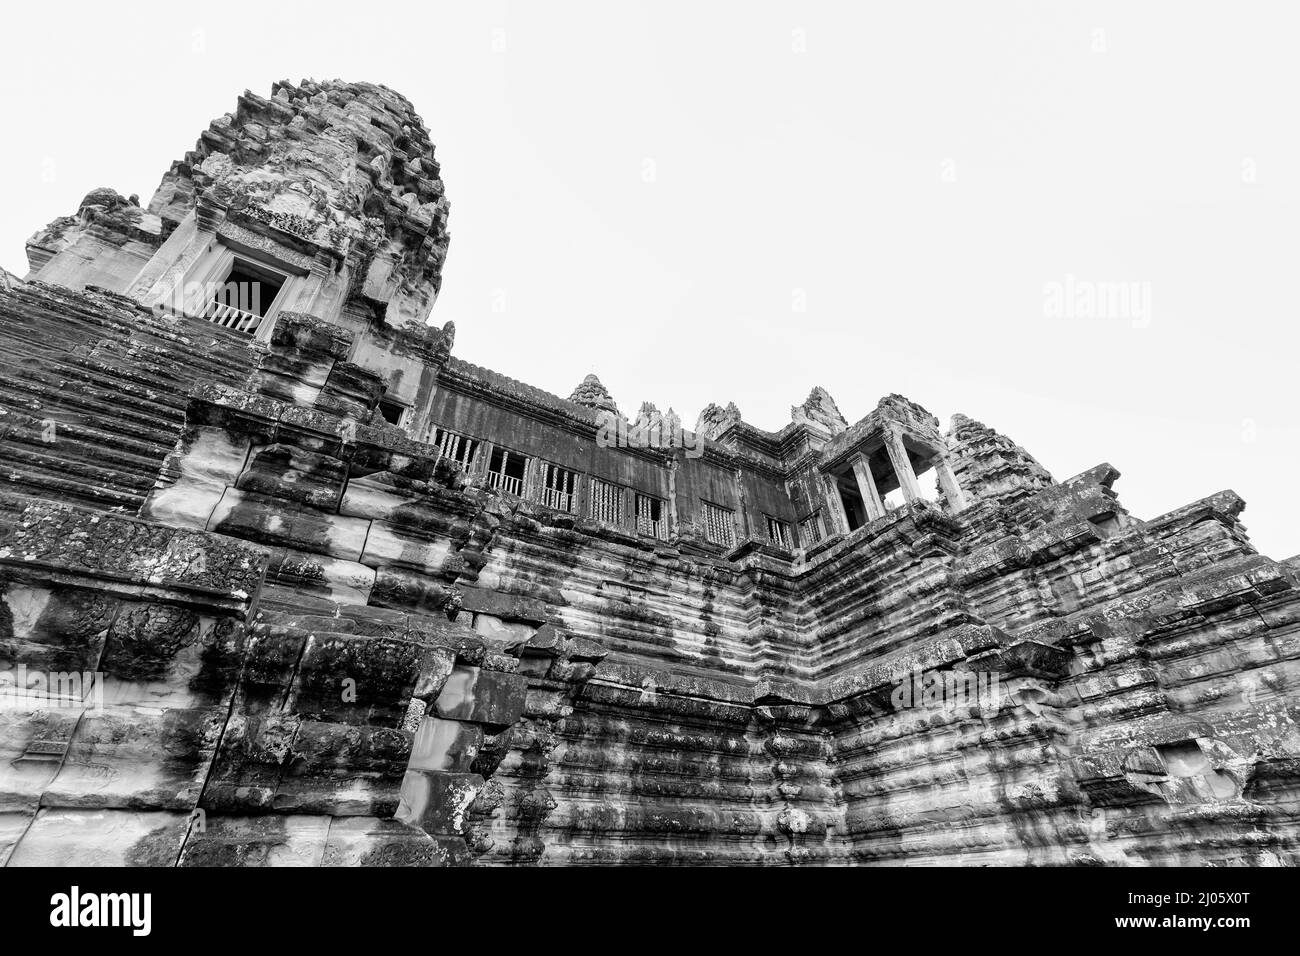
top-left (319, 816), bottom-right (467, 866)
top-left (567, 373), bottom-right (618, 414)
top-left (393, 770), bottom-right (482, 836)
top-left (177, 814), bottom-right (332, 867)
top-left (433, 664), bottom-right (527, 729)
top-left (1, 76), bottom-right (1297, 870)
top-left (408, 717), bottom-right (482, 773)
top-left (7, 808), bottom-right (191, 867)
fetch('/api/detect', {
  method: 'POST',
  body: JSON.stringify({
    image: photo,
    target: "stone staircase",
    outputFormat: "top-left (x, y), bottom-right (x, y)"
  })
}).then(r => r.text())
top-left (0, 282), bottom-right (258, 527)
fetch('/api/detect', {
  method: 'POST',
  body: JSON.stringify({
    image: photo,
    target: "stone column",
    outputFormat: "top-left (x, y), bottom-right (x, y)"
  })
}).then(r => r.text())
top-left (823, 473), bottom-right (849, 534)
top-left (666, 457), bottom-right (680, 539)
top-left (734, 467), bottom-right (752, 540)
top-left (474, 441), bottom-right (494, 479)
top-left (279, 249), bottom-right (336, 316)
top-left (575, 473), bottom-right (591, 519)
top-left (935, 456), bottom-right (968, 512)
top-left (851, 453), bottom-right (885, 521)
top-left (884, 426), bottom-right (923, 504)
top-left (522, 455), bottom-right (544, 501)
top-left (623, 485), bottom-right (637, 532)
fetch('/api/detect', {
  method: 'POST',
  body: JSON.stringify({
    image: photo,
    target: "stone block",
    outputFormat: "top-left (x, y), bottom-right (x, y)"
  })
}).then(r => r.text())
top-left (266, 547), bottom-right (375, 605)
top-left (208, 487), bottom-right (370, 561)
top-left (142, 425), bottom-right (251, 530)
top-left (408, 716), bottom-right (482, 773)
top-left (42, 704), bottom-right (227, 810)
top-left (0, 583), bottom-right (112, 673)
top-left (201, 713), bottom-right (300, 811)
top-left (432, 664), bottom-right (527, 729)
top-left (7, 808), bottom-right (191, 866)
top-left (286, 632), bottom-right (424, 726)
top-left (370, 566), bottom-right (459, 615)
top-left (273, 719), bottom-right (411, 816)
top-left (0, 706), bottom-right (82, 810)
top-left (473, 612), bottom-right (537, 645)
top-left (0, 810), bottom-right (35, 866)
top-left (240, 624), bottom-right (309, 701)
top-left (236, 443), bottom-right (349, 511)
top-left (269, 310), bottom-right (352, 358)
top-left (359, 521), bottom-right (454, 572)
top-left (459, 587), bottom-right (549, 622)
top-left (320, 816), bottom-right (470, 867)
top-left (393, 769), bottom-right (483, 837)
top-left (177, 814), bottom-right (332, 867)
top-left (0, 502), bottom-right (268, 612)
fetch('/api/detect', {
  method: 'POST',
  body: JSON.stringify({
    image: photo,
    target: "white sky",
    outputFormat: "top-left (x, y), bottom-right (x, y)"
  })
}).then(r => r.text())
top-left (3, 1), bottom-right (1298, 558)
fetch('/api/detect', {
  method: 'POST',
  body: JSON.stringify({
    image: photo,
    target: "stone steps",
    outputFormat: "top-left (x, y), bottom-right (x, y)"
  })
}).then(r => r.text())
top-left (0, 285), bottom-right (260, 519)
top-left (69, 347), bottom-right (212, 397)
top-left (0, 367), bottom-right (185, 444)
top-left (0, 286), bottom-right (257, 384)
top-left (97, 327), bottom-right (258, 384)
top-left (0, 350), bottom-right (191, 418)
top-left (0, 413), bottom-right (171, 462)
top-left (0, 433), bottom-right (166, 490)
top-left (0, 456), bottom-right (146, 512)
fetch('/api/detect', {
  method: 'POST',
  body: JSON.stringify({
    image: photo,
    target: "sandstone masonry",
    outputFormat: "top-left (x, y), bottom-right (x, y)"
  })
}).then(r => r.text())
top-left (1, 79), bottom-right (1298, 866)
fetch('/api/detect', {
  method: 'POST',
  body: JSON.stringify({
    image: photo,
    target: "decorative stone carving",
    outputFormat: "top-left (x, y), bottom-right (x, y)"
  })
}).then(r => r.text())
top-left (695, 401), bottom-right (742, 440)
top-left (791, 386), bottom-right (847, 435)
top-left (2, 78), bottom-right (1298, 871)
top-left (567, 373), bottom-right (618, 415)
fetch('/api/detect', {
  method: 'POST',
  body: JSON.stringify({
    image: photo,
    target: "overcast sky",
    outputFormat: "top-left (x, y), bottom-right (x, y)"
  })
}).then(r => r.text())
top-left (3, 1), bottom-right (1297, 558)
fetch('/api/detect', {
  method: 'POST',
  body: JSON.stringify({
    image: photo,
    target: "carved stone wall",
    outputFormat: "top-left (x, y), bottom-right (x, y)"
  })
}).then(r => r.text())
top-left (1, 80), bottom-right (1297, 866)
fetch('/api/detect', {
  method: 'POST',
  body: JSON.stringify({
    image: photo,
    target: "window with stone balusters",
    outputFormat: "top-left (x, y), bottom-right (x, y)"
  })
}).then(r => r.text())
top-left (539, 462), bottom-right (578, 513)
top-left (431, 426), bottom-right (479, 468)
top-left (588, 477), bottom-right (624, 526)
top-left (799, 511), bottom-right (825, 547)
top-left (765, 515), bottom-right (793, 549)
top-left (635, 492), bottom-right (667, 540)
top-left (701, 501), bottom-right (736, 548)
top-left (486, 446), bottom-right (528, 496)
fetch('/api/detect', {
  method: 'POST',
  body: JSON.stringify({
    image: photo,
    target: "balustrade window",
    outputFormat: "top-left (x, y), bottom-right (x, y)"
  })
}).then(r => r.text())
top-left (799, 511), bottom-right (825, 547)
top-left (588, 477), bottom-right (624, 527)
top-left (765, 516), bottom-right (793, 549)
top-left (487, 447), bottom-right (528, 496)
top-left (188, 247), bottom-right (291, 337)
top-left (432, 427), bottom-right (479, 468)
top-left (539, 463), bottom-right (578, 513)
top-left (635, 493), bottom-right (667, 540)
top-left (702, 502), bottom-right (736, 548)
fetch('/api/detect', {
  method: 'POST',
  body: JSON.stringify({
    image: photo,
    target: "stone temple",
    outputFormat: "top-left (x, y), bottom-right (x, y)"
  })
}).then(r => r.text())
top-left (1, 79), bottom-right (1297, 867)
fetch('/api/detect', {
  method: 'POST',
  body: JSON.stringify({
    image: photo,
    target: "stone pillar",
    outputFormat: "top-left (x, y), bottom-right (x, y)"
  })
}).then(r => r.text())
top-left (734, 467), bottom-right (752, 540)
top-left (622, 485), bottom-right (637, 532)
top-left (474, 440), bottom-right (494, 478)
top-left (666, 457), bottom-right (680, 539)
top-left (851, 453), bottom-right (885, 521)
top-left (134, 193), bottom-right (232, 312)
top-left (523, 455), bottom-right (544, 501)
top-left (935, 456), bottom-right (968, 512)
top-left (823, 473), bottom-right (849, 534)
top-left (575, 473), bottom-right (591, 519)
top-left (884, 426), bottom-right (923, 504)
top-left (278, 249), bottom-right (336, 316)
